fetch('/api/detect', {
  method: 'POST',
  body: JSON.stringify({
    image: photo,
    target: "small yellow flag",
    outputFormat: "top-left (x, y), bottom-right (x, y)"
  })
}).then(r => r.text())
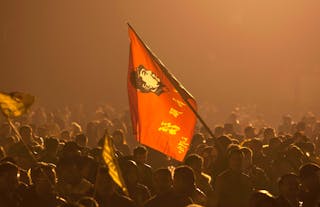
top-left (102, 136), bottom-right (128, 195)
top-left (0, 92), bottom-right (35, 118)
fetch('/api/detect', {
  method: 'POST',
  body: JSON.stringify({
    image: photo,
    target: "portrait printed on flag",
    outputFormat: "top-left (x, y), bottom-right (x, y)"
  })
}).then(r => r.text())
top-left (130, 65), bottom-right (166, 96)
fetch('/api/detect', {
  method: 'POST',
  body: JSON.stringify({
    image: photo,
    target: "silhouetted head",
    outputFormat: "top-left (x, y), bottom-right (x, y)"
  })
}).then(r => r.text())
top-left (278, 173), bottom-right (300, 200)
top-left (153, 168), bottom-right (173, 193)
top-left (214, 125), bottom-right (224, 138)
top-left (75, 133), bottom-right (88, 147)
top-left (244, 126), bottom-right (255, 139)
top-left (112, 129), bottom-right (125, 145)
top-left (44, 137), bottom-right (59, 154)
top-left (77, 197), bottom-right (99, 207)
top-left (30, 162), bottom-right (57, 195)
top-left (241, 147), bottom-right (253, 169)
top-left (121, 160), bottom-right (139, 186)
top-left (263, 128), bottom-right (275, 140)
top-left (249, 190), bottom-right (277, 207)
top-left (184, 154), bottom-right (203, 173)
top-left (133, 145), bottom-right (148, 164)
top-left (0, 162), bottom-right (19, 193)
top-left (227, 148), bottom-right (244, 172)
top-left (173, 166), bottom-right (195, 195)
top-left (299, 163), bottom-right (320, 192)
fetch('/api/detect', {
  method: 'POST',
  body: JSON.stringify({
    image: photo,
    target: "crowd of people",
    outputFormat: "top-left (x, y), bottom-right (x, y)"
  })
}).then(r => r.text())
top-left (0, 104), bottom-right (319, 207)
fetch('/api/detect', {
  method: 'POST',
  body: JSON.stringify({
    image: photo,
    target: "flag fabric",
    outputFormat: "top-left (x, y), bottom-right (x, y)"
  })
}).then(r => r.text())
top-left (102, 135), bottom-right (128, 195)
top-left (127, 24), bottom-right (197, 161)
top-left (0, 92), bottom-right (35, 118)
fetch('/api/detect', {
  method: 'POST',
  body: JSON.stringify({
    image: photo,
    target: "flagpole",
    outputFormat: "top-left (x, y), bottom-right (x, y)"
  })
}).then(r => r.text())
top-left (6, 118), bottom-right (58, 192)
top-left (7, 118), bottom-right (39, 163)
top-left (158, 65), bottom-right (220, 148)
top-left (127, 23), bottom-right (217, 144)
top-left (1, 93), bottom-right (57, 193)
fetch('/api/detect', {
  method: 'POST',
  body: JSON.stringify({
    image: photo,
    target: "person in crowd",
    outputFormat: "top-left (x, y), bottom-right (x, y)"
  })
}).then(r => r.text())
top-left (133, 146), bottom-right (153, 193)
top-left (188, 133), bottom-right (205, 154)
top-left (77, 196), bottom-right (99, 207)
top-left (249, 190), bottom-right (278, 207)
top-left (213, 148), bottom-right (252, 207)
top-left (113, 129), bottom-right (130, 156)
top-left (86, 121), bottom-right (99, 147)
top-left (60, 130), bottom-right (71, 141)
top-left (56, 157), bottom-right (93, 202)
top-left (243, 138), bottom-right (268, 170)
top-left (22, 162), bottom-right (66, 207)
top-left (70, 122), bottom-right (82, 139)
top-left (241, 147), bottom-right (270, 191)
top-left (198, 146), bottom-right (219, 180)
top-left (144, 168), bottom-right (193, 207)
top-left (19, 125), bottom-right (42, 153)
top-left (95, 166), bottom-right (136, 207)
top-left (244, 126), bottom-right (256, 140)
top-left (299, 163), bottom-right (320, 207)
top-left (0, 162), bottom-right (25, 207)
top-left (278, 115), bottom-right (294, 135)
top-left (121, 160), bottom-right (151, 207)
top-left (37, 126), bottom-right (50, 140)
top-left (184, 154), bottom-right (213, 196)
top-left (75, 134), bottom-right (89, 155)
top-left (224, 123), bottom-right (242, 140)
top-left (75, 134), bottom-right (88, 149)
top-left (60, 141), bottom-right (82, 159)
top-left (173, 166), bottom-right (207, 206)
top-left (263, 128), bottom-right (276, 144)
top-left (7, 143), bottom-right (35, 170)
top-left (275, 173), bottom-right (301, 207)
top-left (0, 104), bottom-right (320, 207)
top-left (286, 145), bottom-right (306, 174)
top-left (263, 137), bottom-right (282, 163)
top-left (208, 135), bottom-right (233, 178)
top-left (39, 137), bottom-right (59, 164)
top-left (77, 155), bottom-right (98, 184)
top-left (213, 126), bottom-right (224, 139)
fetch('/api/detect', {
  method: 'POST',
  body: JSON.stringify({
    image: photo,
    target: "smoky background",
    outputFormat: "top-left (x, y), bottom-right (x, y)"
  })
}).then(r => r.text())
top-left (1, 0), bottom-right (319, 125)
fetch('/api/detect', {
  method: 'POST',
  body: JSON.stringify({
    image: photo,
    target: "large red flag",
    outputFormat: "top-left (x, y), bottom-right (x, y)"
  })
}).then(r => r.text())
top-left (127, 24), bottom-right (197, 161)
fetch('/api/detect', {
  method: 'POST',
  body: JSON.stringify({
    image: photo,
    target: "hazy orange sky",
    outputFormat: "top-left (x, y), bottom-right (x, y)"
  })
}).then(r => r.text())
top-left (1, 1), bottom-right (319, 122)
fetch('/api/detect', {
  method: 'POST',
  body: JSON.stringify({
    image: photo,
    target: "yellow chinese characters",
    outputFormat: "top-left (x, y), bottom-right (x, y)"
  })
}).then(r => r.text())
top-left (172, 98), bottom-right (186, 108)
top-left (158, 122), bottom-right (181, 135)
top-left (177, 137), bottom-right (189, 154)
top-left (169, 107), bottom-right (183, 118)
